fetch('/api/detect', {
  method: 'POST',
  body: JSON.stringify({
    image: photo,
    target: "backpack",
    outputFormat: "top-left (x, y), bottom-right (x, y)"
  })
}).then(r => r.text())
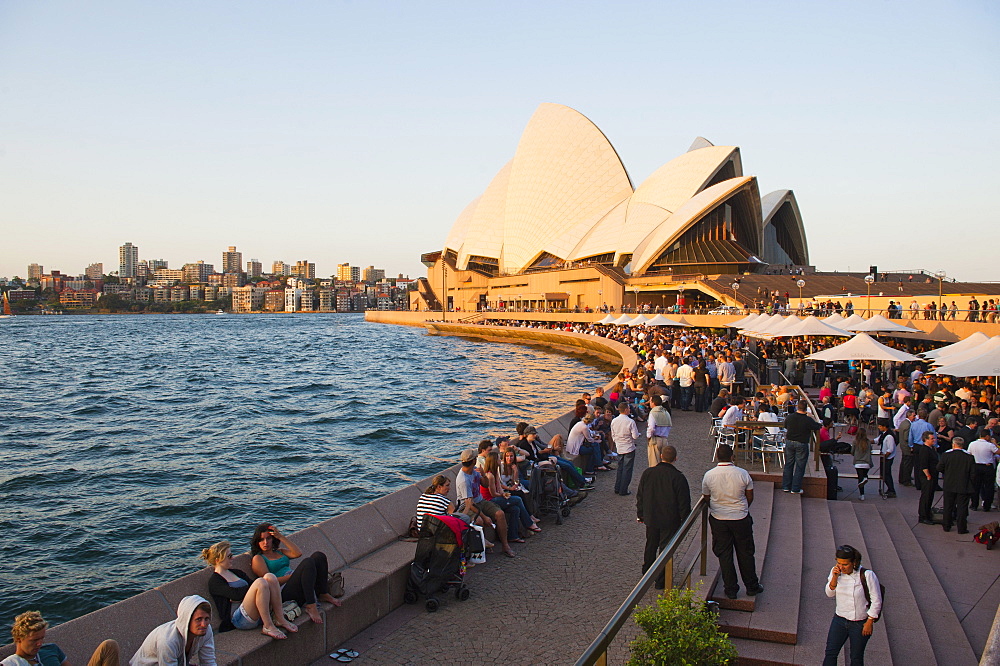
top-left (858, 567), bottom-right (885, 622)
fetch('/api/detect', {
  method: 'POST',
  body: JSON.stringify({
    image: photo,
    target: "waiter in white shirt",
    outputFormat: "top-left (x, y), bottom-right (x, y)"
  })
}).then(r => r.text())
top-left (968, 433), bottom-right (999, 511)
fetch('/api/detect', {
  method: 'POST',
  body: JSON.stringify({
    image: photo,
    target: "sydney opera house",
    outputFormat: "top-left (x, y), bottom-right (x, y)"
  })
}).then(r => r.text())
top-left (414, 103), bottom-right (810, 313)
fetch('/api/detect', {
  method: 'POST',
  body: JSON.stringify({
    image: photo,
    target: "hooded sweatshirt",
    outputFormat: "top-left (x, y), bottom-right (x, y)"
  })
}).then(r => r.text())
top-left (130, 594), bottom-right (216, 666)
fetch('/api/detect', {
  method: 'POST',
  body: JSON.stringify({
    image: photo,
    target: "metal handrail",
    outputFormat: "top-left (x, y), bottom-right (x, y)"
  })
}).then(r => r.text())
top-left (575, 497), bottom-right (710, 666)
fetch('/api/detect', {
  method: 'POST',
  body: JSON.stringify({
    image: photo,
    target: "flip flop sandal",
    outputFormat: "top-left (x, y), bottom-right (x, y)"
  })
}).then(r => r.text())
top-left (330, 648), bottom-right (358, 661)
top-left (332, 655), bottom-right (352, 663)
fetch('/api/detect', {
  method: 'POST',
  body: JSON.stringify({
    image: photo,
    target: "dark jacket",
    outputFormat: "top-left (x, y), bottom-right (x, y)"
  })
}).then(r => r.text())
top-left (938, 448), bottom-right (976, 494)
top-left (636, 462), bottom-right (691, 531)
top-left (915, 443), bottom-right (940, 477)
top-left (208, 568), bottom-right (253, 632)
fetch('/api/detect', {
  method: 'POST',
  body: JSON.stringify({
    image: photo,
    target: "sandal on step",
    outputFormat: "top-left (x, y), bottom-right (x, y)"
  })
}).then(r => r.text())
top-left (263, 627), bottom-right (287, 640)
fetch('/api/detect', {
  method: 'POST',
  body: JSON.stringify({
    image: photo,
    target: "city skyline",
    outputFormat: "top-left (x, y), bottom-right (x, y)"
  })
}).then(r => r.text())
top-left (1, 2), bottom-right (997, 281)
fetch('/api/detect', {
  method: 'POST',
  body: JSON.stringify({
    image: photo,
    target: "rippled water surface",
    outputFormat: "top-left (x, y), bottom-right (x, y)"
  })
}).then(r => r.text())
top-left (0, 314), bottom-right (614, 625)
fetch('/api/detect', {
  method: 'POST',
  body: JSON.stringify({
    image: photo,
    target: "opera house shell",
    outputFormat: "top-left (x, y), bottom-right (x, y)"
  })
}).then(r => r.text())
top-left (418, 103), bottom-right (810, 311)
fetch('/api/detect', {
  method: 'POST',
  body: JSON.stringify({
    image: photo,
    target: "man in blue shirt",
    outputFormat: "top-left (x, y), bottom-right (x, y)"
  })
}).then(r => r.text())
top-left (908, 410), bottom-right (935, 489)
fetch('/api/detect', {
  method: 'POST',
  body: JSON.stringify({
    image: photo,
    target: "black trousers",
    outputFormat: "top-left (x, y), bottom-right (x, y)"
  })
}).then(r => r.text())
top-left (899, 452), bottom-right (913, 486)
top-left (973, 464), bottom-right (996, 510)
top-left (881, 456), bottom-right (896, 495)
top-left (710, 515), bottom-right (759, 595)
top-left (280, 551), bottom-right (330, 606)
top-left (918, 480), bottom-right (936, 522)
top-left (643, 524), bottom-right (680, 587)
top-left (942, 491), bottom-right (970, 532)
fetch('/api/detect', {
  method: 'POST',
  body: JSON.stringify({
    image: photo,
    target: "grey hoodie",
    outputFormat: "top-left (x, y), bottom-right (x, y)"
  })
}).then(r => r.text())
top-left (130, 594), bottom-right (216, 666)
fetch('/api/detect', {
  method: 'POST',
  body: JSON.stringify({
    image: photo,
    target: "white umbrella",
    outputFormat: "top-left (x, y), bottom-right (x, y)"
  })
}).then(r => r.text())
top-left (779, 315), bottom-right (852, 338)
top-left (646, 314), bottom-right (691, 327)
top-left (931, 337), bottom-right (1000, 377)
top-left (755, 315), bottom-right (795, 335)
top-left (737, 313), bottom-right (771, 332)
top-left (806, 333), bottom-right (920, 362)
top-left (596, 314), bottom-right (616, 325)
top-left (611, 314), bottom-right (634, 325)
top-left (768, 316), bottom-right (804, 336)
top-left (727, 314), bottom-right (758, 328)
top-left (823, 312), bottom-right (846, 325)
top-left (928, 335), bottom-right (1000, 368)
top-left (848, 314), bottom-right (917, 334)
top-left (922, 331), bottom-right (990, 360)
top-left (839, 313), bottom-right (869, 330)
top-left (626, 315), bottom-right (650, 326)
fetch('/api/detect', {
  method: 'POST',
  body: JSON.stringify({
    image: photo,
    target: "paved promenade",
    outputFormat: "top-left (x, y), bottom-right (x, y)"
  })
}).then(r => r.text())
top-left (313, 409), bottom-right (718, 666)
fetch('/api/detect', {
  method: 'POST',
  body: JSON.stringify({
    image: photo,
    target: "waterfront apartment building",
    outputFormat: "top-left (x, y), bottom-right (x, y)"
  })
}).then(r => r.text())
top-left (85, 263), bottom-right (104, 279)
top-left (222, 246), bottom-right (243, 274)
top-left (284, 287), bottom-right (302, 312)
top-left (291, 260), bottom-right (316, 280)
top-left (27, 263), bottom-right (43, 280)
top-left (119, 242), bottom-right (139, 278)
top-left (264, 289), bottom-right (285, 311)
top-left (336, 263), bottom-right (360, 282)
top-left (272, 261), bottom-right (290, 277)
top-left (319, 288), bottom-right (333, 311)
top-left (183, 261), bottom-right (214, 284)
top-left (231, 285), bottom-right (267, 312)
top-left (150, 269), bottom-right (184, 286)
top-left (59, 289), bottom-right (99, 307)
top-left (247, 259), bottom-right (262, 278)
top-left (363, 266), bottom-right (385, 283)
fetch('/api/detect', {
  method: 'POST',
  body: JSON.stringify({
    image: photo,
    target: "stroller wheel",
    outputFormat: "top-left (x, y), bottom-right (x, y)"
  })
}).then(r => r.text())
top-left (561, 507), bottom-right (571, 517)
top-left (456, 587), bottom-right (470, 601)
top-left (425, 598), bottom-right (439, 612)
top-left (403, 590), bottom-right (418, 604)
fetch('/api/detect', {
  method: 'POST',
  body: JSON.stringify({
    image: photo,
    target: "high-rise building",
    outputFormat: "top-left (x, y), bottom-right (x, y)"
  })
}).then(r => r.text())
top-left (149, 259), bottom-right (169, 270)
top-left (291, 260), bottom-right (316, 280)
top-left (119, 242), bottom-right (139, 278)
top-left (182, 261), bottom-right (214, 284)
top-left (85, 263), bottom-right (104, 280)
top-left (27, 264), bottom-right (44, 280)
top-left (247, 259), bottom-right (262, 278)
top-left (337, 263), bottom-right (361, 282)
top-left (272, 261), bottom-right (290, 276)
top-left (222, 246), bottom-right (243, 274)
top-left (362, 266), bottom-right (385, 283)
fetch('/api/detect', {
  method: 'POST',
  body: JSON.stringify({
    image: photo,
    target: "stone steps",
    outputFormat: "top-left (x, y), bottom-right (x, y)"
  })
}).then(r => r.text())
top-left (717, 487), bottom-right (801, 644)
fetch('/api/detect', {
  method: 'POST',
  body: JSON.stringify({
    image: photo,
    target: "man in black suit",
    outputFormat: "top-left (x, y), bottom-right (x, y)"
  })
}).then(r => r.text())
top-left (938, 437), bottom-right (977, 533)
top-left (916, 431), bottom-right (940, 525)
top-left (636, 444), bottom-right (691, 589)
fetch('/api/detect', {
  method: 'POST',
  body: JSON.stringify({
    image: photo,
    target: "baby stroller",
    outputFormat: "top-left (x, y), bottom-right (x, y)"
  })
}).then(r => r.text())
top-left (403, 514), bottom-right (475, 612)
top-left (529, 459), bottom-right (572, 524)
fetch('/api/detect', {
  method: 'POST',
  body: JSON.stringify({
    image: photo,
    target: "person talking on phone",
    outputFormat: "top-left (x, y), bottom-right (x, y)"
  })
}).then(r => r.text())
top-left (823, 544), bottom-right (882, 666)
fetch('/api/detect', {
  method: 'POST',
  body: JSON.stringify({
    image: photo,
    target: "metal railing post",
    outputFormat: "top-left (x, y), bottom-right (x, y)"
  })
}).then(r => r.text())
top-left (700, 505), bottom-right (708, 576)
top-left (664, 556), bottom-right (674, 591)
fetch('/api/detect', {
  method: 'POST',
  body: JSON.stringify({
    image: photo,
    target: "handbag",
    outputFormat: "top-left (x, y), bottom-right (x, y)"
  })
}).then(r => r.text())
top-left (281, 600), bottom-right (301, 622)
top-left (468, 524), bottom-right (487, 565)
top-left (328, 571), bottom-right (345, 599)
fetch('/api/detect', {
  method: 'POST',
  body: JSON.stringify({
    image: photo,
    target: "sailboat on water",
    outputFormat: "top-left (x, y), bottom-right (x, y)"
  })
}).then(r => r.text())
top-left (0, 291), bottom-right (14, 319)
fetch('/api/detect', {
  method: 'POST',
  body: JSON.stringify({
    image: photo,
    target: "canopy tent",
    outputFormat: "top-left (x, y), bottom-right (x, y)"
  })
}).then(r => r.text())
top-left (737, 313), bottom-right (772, 332)
top-left (847, 314), bottom-right (917, 334)
top-left (596, 314), bottom-right (617, 325)
top-left (806, 333), bottom-right (920, 362)
top-left (839, 314), bottom-right (869, 330)
top-left (778, 315), bottom-right (852, 338)
top-left (756, 315), bottom-right (797, 335)
top-left (931, 337), bottom-right (1000, 377)
top-left (626, 315), bottom-right (650, 326)
top-left (646, 314), bottom-right (691, 327)
top-left (922, 331), bottom-right (991, 360)
top-left (823, 313), bottom-right (846, 325)
top-left (727, 313), bottom-right (759, 328)
top-left (767, 316), bottom-right (805, 336)
top-left (928, 335), bottom-right (1000, 369)
top-left (611, 314), bottom-right (634, 325)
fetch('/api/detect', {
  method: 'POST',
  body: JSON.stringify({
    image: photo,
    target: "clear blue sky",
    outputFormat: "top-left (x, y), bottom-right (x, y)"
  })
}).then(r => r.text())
top-left (1, 1), bottom-right (997, 281)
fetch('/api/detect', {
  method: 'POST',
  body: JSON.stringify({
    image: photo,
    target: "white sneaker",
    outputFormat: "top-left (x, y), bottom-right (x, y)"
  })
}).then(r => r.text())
top-left (859, 494), bottom-right (865, 501)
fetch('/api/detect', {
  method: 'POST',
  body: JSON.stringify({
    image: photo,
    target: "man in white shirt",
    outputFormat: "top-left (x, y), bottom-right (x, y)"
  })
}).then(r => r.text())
top-left (676, 359), bottom-right (694, 411)
top-left (653, 350), bottom-right (667, 383)
top-left (968, 433), bottom-right (999, 511)
top-left (721, 396), bottom-right (745, 428)
top-left (701, 444), bottom-right (762, 600)
top-left (611, 402), bottom-right (640, 496)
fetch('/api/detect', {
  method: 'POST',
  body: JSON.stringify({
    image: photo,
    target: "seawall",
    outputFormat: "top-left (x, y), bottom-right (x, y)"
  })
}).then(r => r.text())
top-left (1, 316), bottom-right (637, 666)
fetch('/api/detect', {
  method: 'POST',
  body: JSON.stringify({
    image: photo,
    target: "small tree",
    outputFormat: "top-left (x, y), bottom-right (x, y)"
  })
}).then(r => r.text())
top-left (628, 587), bottom-right (737, 666)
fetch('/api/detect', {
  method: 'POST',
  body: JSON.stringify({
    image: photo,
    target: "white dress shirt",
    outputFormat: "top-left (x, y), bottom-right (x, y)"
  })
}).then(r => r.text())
top-left (611, 414), bottom-right (639, 454)
top-left (968, 438), bottom-right (999, 465)
top-left (721, 405), bottom-right (743, 428)
top-left (701, 463), bottom-right (752, 520)
top-left (825, 567), bottom-right (882, 621)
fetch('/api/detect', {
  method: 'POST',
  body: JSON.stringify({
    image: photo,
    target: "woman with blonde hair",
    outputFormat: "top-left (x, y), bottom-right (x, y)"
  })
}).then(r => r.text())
top-left (202, 541), bottom-right (297, 639)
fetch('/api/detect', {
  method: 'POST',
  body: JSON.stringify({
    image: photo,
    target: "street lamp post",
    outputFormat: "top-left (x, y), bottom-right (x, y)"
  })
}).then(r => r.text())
top-left (935, 270), bottom-right (946, 320)
top-left (633, 286), bottom-right (641, 313)
top-left (864, 274), bottom-right (874, 317)
top-left (796, 279), bottom-right (805, 311)
top-left (731, 282), bottom-right (740, 311)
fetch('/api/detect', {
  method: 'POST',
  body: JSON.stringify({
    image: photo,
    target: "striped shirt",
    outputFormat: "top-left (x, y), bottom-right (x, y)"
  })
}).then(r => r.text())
top-left (415, 493), bottom-right (451, 530)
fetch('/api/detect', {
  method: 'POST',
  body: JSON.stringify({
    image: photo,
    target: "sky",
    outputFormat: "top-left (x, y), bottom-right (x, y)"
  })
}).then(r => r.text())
top-left (1, 1), bottom-right (998, 281)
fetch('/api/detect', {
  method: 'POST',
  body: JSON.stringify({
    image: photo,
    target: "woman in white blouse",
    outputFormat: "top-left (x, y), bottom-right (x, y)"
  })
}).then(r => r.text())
top-left (823, 544), bottom-right (882, 666)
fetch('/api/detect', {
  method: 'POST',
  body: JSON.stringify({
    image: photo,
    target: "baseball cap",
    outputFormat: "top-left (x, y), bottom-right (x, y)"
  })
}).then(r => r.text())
top-left (460, 448), bottom-right (477, 463)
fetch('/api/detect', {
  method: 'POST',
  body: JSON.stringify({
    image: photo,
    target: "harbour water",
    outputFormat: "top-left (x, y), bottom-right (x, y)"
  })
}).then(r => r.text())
top-left (0, 313), bottom-right (615, 625)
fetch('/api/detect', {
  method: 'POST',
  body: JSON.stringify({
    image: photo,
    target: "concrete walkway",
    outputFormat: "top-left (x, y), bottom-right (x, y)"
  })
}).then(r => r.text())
top-left (313, 409), bottom-right (718, 666)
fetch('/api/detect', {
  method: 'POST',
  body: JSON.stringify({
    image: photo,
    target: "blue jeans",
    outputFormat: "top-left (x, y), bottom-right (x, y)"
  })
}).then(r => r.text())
top-left (491, 495), bottom-right (533, 539)
top-left (782, 440), bottom-right (810, 492)
top-left (823, 615), bottom-right (871, 666)
top-left (615, 450), bottom-right (636, 494)
top-left (579, 441), bottom-right (603, 473)
top-left (555, 457), bottom-right (587, 486)
top-left (680, 385), bottom-right (692, 410)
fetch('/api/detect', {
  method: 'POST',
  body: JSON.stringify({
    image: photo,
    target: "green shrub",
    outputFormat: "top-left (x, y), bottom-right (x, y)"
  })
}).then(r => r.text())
top-left (627, 587), bottom-right (737, 665)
